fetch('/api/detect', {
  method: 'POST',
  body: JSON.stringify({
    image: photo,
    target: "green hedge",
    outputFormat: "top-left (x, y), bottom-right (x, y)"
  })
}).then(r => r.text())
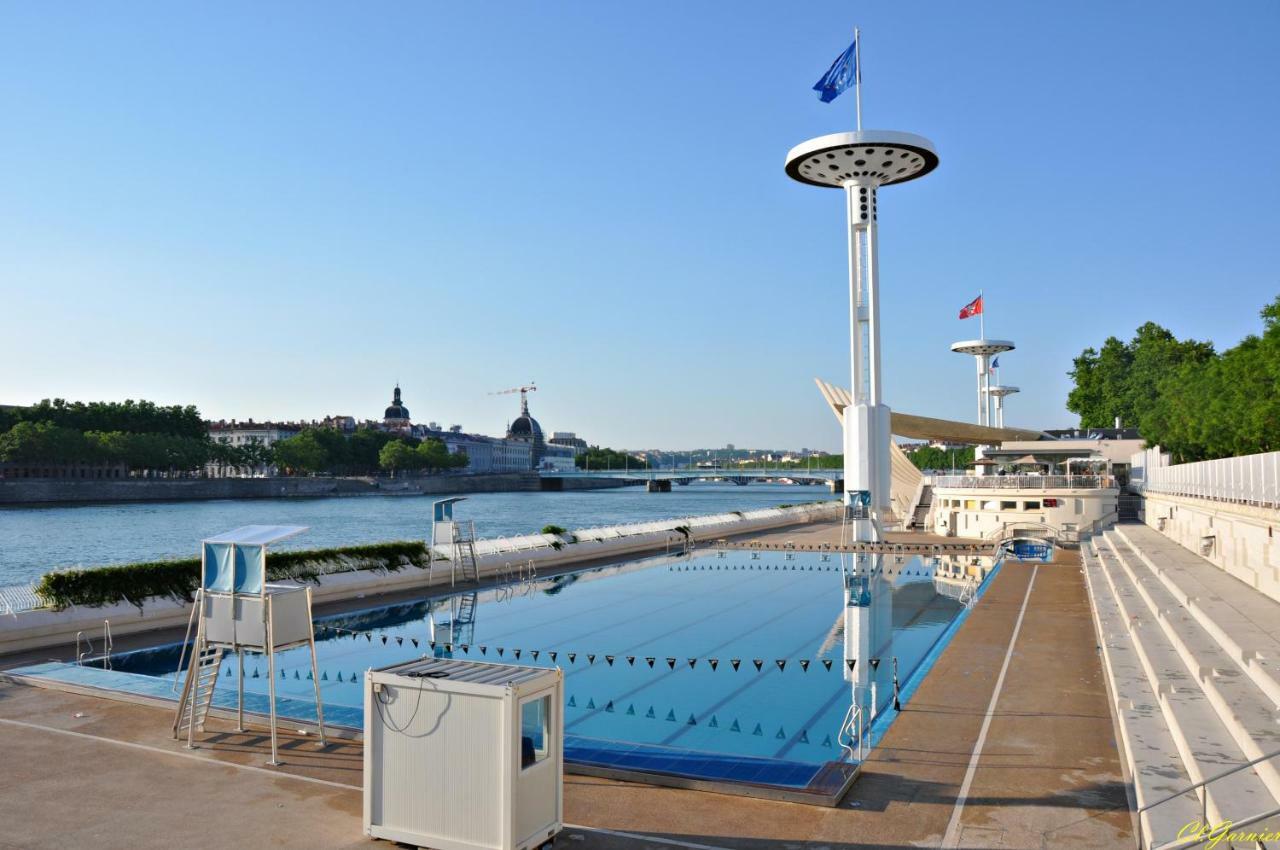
top-left (36, 540), bottom-right (430, 611)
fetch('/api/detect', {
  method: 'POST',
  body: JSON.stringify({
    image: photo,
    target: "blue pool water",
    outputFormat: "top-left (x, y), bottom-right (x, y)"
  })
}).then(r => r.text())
top-left (18, 548), bottom-right (999, 791)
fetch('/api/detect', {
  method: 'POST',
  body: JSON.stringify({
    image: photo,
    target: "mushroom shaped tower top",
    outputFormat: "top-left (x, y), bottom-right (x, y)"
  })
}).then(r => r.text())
top-left (785, 130), bottom-right (938, 189)
top-left (950, 339), bottom-right (1015, 357)
top-left (987, 385), bottom-right (1021, 398)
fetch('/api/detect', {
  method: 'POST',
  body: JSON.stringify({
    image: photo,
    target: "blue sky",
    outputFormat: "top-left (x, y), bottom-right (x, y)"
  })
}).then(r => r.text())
top-left (2, 2), bottom-right (1277, 451)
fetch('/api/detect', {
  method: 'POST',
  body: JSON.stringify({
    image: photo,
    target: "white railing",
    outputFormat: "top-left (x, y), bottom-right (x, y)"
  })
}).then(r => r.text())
top-left (0, 583), bottom-right (46, 615)
top-left (931, 475), bottom-right (1114, 491)
top-left (1136, 448), bottom-right (1280, 509)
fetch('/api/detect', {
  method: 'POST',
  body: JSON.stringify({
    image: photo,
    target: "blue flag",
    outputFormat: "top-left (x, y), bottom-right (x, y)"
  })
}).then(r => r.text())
top-left (992, 357), bottom-right (1000, 369)
top-left (813, 38), bottom-right (859, 103)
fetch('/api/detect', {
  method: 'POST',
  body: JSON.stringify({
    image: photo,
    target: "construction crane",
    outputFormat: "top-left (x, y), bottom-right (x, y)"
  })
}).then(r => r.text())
top-left (489, 382), bottom-right (537, 415)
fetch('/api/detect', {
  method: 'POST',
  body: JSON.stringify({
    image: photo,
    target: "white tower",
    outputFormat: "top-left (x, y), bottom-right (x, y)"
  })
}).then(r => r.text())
top-left (950, 339), bottom-right (1015, 428)
top-left (786, 131), bottom-right (938, 541)
top-left (987, 384), bottom-right (1020, 429)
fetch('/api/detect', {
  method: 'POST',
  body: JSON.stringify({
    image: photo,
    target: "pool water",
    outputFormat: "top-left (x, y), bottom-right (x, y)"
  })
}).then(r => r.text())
top-left (19, 548), bottom-right (999, 792)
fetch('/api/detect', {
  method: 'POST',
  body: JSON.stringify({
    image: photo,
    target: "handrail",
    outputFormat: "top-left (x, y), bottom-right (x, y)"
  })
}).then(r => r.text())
top-left (172, 589), bottom-right (202, 693)
top-left (1136, 747), bottom-right (1280, 816)
top-left (102, 619), bottom-right (113, 671)
top-left (1152, 803), bottom-right (1280, 850)
top-left (932, 474), bottom-right (1115, 490)
top-left (1136, 747), bottom-right (1280, 850)
top-left (837, 701), bottom-right (864, 762)
top-left (75, 631), bottom-right (93, 666)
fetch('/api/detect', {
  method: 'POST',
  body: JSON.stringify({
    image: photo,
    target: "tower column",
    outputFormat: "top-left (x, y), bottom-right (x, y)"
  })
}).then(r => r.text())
top-left (787, 130), bottom-right (938, 542)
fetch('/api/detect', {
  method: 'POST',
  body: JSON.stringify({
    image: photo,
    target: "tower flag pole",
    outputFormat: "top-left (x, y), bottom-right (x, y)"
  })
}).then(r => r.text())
top-left (854, 28), bottom-right (862, 132)
top-left (979, 289), bottom-right (985, 340)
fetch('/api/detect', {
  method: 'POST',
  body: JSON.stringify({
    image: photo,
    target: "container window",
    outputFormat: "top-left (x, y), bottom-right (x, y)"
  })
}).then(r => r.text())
top-left (521, 695), bottom-right (551, 769)
top-left (1000, 501), bottom-right (1018, 511)
top-left (1023, 500), bottom-right (1041, 511)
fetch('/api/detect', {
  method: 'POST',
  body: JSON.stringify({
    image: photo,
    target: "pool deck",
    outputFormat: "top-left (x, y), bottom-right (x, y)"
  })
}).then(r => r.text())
top-left (0, 521), bottom-right (1131, 849)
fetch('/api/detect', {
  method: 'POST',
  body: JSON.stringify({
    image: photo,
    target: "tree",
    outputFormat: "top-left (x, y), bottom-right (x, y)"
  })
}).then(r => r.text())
top-left (904, 446), bottom-right (974, 471)
top-left (378, 440), bottom-right (422, 475)
top-left (575, 447), bottom-right (650, 470)
top-left (416, 438), bottom-right (459, 472)
top-left (273, 431), bottom-right (329, 474)
top-left (1065, 296), bottom-right (1280, 461)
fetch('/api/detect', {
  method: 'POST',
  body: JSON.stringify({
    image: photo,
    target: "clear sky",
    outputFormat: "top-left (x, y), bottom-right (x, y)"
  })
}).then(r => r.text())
top-left (2, 2), bottom-right (1277, 451)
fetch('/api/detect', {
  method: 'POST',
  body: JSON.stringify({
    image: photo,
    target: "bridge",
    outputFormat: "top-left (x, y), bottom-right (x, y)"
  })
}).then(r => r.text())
top-left (540, 467), bottom-right (842, 492)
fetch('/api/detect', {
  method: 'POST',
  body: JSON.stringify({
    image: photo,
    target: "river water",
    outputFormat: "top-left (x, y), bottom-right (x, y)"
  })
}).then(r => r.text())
top-left (0, 483), bottom-right (832, 585)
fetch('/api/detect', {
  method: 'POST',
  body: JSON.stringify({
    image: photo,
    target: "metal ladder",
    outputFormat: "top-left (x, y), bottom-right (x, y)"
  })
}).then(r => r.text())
top-left (173, 643), bottom-right (224, 740)
top-left (451, 520), bottom-right (479, 584)
top-left (837, 701), bottom-right (865, 762)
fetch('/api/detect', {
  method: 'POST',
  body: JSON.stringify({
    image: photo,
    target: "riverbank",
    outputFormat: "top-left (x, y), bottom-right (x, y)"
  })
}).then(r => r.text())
top-left (0, 472), bottom-right (634, 506)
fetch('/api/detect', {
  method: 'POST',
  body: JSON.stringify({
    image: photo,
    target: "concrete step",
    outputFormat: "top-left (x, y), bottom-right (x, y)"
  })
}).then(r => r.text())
top-left (1090, 539), bottom-right (1276, 826)
top-left (1101, 532), bottom-right (1280, 801)
top-left (1080, 542), bottom-right (1201, 846)
top-left (1115, 523), bottom-right (1280, 709)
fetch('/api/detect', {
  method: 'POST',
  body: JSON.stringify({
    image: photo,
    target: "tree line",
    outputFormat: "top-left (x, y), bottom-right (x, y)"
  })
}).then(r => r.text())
top-left (271, 427), bottom-right (466, 475)
top-left (1067, 296), bottom-right (1280, 462)
top-left (0, 398), bottom-right (470, 476)
top-left (575, 446), bottom-right (650, 470)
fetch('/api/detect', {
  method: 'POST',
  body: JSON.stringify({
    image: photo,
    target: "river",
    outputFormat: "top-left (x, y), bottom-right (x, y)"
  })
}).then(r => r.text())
top-left (0, 483), bottom-right (833, 585)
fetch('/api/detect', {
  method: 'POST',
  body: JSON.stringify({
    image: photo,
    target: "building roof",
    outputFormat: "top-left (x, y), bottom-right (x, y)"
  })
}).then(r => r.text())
top-left (814, 378), bottom-right (1050, 443)
top-left (384, 384), bottom-right (410, 421)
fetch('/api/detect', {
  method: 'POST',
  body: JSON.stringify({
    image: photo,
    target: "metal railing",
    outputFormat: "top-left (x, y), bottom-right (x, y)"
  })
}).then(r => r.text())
top-left (1137, 448), bottom-right (1280, 509)
top-left (931, 474), bottom-right (1115, 491)
top-left (837, 701), bottom-right (865, 762)
top-left (1137, 747), bottom-right (1280, 849)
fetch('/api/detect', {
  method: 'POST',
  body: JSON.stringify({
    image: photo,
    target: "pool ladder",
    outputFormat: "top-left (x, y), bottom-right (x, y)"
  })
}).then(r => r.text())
top-left (838, 702), bottom-right (865, 762)
top-left (75, 619), bottom-right (113, 669)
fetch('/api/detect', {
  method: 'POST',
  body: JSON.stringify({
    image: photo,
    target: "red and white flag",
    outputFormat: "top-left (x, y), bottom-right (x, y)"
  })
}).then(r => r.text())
top-left (958, 295), bottom-right (983, 319)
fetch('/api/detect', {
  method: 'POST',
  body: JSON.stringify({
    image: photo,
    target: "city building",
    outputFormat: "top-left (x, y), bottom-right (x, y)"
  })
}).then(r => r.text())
top-left (548, 432), bottom-right (587, 452)
top-left (206, 419), bottom-right (303, 477)
top-left (387, 383), bottom-right (576, 473)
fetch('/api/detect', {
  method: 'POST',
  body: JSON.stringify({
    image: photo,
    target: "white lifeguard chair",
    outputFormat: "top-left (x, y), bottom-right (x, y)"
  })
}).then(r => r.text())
top-left (173, 524), bottom-right (326, 765)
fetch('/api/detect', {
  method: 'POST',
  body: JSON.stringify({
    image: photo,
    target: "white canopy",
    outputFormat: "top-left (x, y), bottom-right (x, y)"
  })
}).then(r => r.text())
top-left (203, 525), bottom-right (309, 546)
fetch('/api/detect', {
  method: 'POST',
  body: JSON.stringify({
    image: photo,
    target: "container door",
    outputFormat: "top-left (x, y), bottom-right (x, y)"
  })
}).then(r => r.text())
top-left (514, 691), bottom-right (558, 845)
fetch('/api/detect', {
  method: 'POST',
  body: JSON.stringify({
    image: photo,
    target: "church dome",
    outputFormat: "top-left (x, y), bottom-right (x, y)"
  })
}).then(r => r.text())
top-left (505, 392), bottom-right (545, 468)
top-left (507, 413), bottom-right (542, 441)
top-left (384, 384), bottom-right (410, 421)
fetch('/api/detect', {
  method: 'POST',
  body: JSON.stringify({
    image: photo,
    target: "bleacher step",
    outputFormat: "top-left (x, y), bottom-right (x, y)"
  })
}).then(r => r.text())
top-left (1090, 540), bottom-right (1276, 825)
top-left (1081, 542), bottom-right (1201, 846)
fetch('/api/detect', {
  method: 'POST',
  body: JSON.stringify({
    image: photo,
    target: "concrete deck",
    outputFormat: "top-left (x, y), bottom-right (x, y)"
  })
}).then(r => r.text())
top-left (0, 529), bottom-right (1131, 849)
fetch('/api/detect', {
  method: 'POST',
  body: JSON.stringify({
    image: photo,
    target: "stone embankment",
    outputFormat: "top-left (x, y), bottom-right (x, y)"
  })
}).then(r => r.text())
top-left (0, 472), bottom-right (630, 505)
top-left (0, 503), bottom-right (839, 656)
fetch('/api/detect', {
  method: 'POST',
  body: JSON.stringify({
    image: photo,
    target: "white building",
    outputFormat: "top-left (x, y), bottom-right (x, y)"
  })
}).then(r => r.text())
top-left (206, 420), bottom-right (302, 477)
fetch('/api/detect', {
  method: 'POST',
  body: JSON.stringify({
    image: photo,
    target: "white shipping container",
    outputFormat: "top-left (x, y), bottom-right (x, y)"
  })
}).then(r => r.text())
top-left (364, 657), bottom-right (563, 850)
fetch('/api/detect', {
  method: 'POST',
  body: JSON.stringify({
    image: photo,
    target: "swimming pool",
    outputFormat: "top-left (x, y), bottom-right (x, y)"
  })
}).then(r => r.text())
top-left (12, 547), bottom-right (1000, 799)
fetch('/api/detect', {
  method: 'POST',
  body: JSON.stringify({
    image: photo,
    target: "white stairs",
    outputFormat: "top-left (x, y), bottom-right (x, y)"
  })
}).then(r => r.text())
top-left (1082, 523), bottom-right (1280, 848)
top-left (173, 645), bottom-right (224, 739)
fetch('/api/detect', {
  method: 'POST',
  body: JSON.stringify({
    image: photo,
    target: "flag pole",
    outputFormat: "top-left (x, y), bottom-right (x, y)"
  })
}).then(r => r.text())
top-left (854, 28), bottom-right (862, 132)
top-left (979, 289), bottom-right (985, 340)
